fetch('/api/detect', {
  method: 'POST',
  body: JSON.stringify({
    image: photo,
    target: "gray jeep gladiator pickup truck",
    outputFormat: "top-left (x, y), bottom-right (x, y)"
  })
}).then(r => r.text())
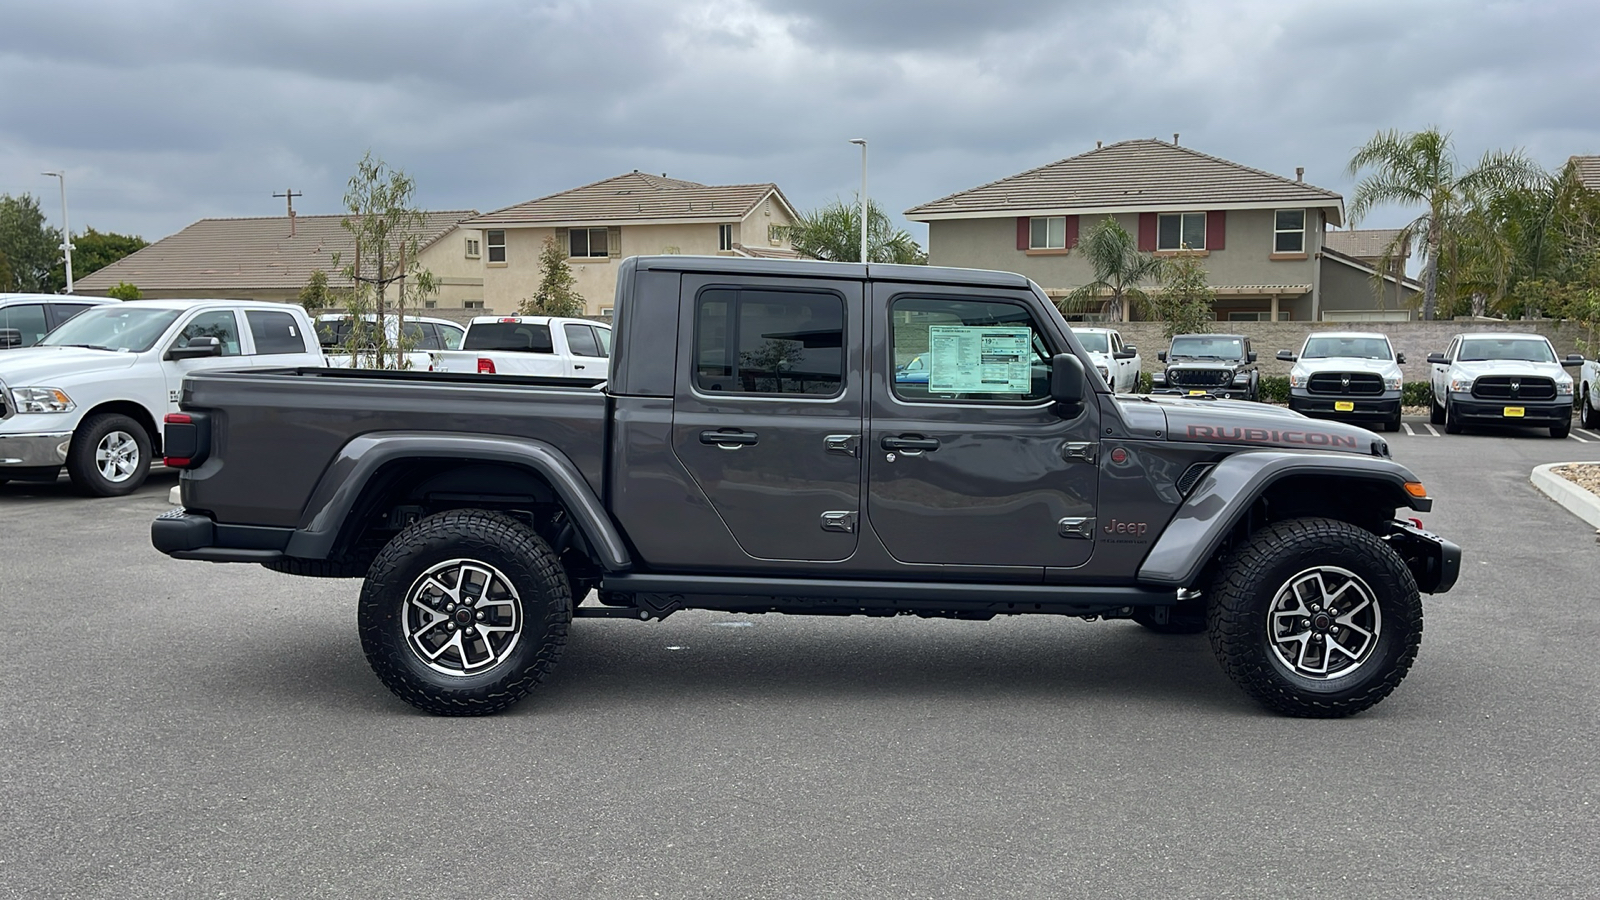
top-left (152, 257), bottom-right (1460, 718)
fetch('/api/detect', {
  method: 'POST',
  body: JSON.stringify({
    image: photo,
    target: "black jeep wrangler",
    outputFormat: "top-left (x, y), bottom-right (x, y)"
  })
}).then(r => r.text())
top-left (1152, 333), bottom-right (1260, 401)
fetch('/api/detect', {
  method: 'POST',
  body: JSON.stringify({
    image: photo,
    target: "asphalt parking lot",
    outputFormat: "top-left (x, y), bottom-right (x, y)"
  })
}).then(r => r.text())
top-left (2, 421), bottom-right (1597, 900)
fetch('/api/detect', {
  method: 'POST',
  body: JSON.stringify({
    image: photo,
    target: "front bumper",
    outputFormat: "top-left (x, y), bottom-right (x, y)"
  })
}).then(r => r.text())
top-left (1384, 519), bottom-right (1461, 594)
top-left (1448, 394), bottom-right (1572, 426)
top-left (1289, 390), bottom-right (1401, 420)
top-left (1151, 386), bottom-right (1252, 400)
top-left (0, 431), bottom-right (72, 468)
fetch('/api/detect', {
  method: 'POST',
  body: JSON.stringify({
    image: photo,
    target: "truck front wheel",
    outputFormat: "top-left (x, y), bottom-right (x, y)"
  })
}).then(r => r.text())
top-left (67, 413), bottom-right (151, 497)
top-left (358, 509), bottom-right (570, 716)
top-left (1206, 518), bottom-right (1422, 718)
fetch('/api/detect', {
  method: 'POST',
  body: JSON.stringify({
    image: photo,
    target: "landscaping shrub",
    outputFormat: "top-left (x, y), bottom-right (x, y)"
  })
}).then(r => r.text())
top-left (1258, 376), bottom-right (1289, 404)
top-left (1402, 382), bottom-right (1432, 408)
top-left (1135, 371), bottom-right (1153, 394)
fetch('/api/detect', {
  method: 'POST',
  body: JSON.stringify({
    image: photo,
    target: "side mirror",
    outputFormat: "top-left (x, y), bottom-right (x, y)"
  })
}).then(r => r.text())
top-left (1157, 350), bottom-right (1167, 362)
top-left (1426, 352), bottom-right (1447, 365)
top-left (1122, 345), bottom-right (1137, 354)
top-left (1562, 354), bottom-right (1585, 367)
top-left (1246, 350), bottom-right (1258, 363)
top-left (167, 336), bottom-right (223, 361)
top-left (1050, 353), bottom-right (1085, 414)
top-left (1276, 350), bottom-right (1297, 362)
top-left (1113, 348), bottom-right (1136, 360)
top-left (1395, 353), bottom-right (1406, 365)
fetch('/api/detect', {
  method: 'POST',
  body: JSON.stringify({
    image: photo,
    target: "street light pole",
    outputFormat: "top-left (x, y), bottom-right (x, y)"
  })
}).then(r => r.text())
top-left (849, 138), bottom-right (868, 264)
top-left (41, 171), bottom-right (73, 293)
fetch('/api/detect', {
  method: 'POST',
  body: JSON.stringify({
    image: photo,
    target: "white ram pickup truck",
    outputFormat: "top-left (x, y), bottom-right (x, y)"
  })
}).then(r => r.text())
top-left (1580, 357), bottom-right (1600, 430)
top-left (428, 315), bottom-right (611, 378)
top-left (1426, 332), bottom-right (1583, 439)
top-left (315, 313), bottom-right (466, 370)
top-left (0, 299), bottom-right (322, 495)
top-left (1069, 326), bottom-right (1142, 393)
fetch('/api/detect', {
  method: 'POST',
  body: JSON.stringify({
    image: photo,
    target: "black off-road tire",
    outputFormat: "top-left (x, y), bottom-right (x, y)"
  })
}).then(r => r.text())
top-left (358, 509), bottom-right (570, 716)
top-left (1443, 398), bottom-right (1462, 434)
top-left (1429, 394), bottom-right (1445, 425)
top-left (1581, 388), bottom-right (1599, 430)
top-left (1132, 595), bottom-right (1207, 634)
top-left (67, 413), bottom-right (151, 497)
top-left (1206, 517), bottom-right (1422, 718)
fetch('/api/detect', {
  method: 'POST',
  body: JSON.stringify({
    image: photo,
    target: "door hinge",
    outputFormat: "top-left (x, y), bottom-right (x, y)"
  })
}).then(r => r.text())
top-left (1062, 442), bottom-right (1097, 463)
top-left (824, 434), bottom-right (859, 457)
top-left (1058, 516), bottom-right (1096, 539)
top-left (820, 511), bottom-right (858, 534)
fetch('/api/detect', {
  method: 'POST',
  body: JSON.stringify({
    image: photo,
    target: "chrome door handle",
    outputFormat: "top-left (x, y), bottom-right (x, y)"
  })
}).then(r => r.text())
top-left (700, 429), bottom-right (759, 448)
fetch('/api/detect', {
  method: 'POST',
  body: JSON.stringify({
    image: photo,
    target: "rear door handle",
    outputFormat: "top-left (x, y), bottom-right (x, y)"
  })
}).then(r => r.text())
top-left (881, 435), bottom-right (940, 453)
top-left (700, 429), bottom-right (759, 448)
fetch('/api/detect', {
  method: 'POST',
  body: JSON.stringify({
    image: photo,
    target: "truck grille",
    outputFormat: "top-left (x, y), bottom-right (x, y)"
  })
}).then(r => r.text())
top-left (1307, 372), bottom-right (1385, 396)
top-left (1472, 376), bottom-right (1555, 401)
top-left (1167, 368), bottom-right (1231, 388)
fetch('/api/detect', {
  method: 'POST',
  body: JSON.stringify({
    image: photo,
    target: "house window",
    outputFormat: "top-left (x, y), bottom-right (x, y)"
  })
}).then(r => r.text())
top-left (1274, 210), bottom-right (1306, 253)
top-left (718, 224), bottom-right (733, 251)
top-left (1157, 213), bottom-right (1206, 251)
top-left (464, 300), bottom-right (485, 310)
top-left (1226, 311), bottom-right (1291, 321)
top-left (569, 227), bottom-right (609, 258)
top-left (465, 238), bottom-right (481, 259)
top-left (486, 231), bottom-right (506, 263)
top-left (423, 300), bottom-right (438, 309)
top-left (1029, 216), bottom-right (1066, 250)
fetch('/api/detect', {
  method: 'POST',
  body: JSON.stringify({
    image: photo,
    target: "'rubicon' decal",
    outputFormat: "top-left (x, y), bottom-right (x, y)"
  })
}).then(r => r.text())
top-left (1185, 424), bottom-right (1359, 449)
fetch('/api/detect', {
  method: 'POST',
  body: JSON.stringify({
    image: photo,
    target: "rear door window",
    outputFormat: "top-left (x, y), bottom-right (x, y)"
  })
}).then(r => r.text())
top-left (245, 310), bottom-right (309, 355)
top-left (48, 302), bottom-right (97, 329)
top-left (693, 289), bottom-right (844, 396)
top-left (563, 323), bottom-right (601, 358)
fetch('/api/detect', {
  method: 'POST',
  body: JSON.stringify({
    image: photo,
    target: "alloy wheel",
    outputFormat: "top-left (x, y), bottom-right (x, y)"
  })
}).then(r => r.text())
top-left (402, 558), bottom-right (524, 676)
top-left (95, 430), bottom-right (141, 483)
top-left (1266, 566), bottom-right (1382, 680)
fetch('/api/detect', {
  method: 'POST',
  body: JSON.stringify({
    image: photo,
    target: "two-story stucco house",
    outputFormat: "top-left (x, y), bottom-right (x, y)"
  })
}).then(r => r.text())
top-left (463, 171), bottom-right (800, 316)
top-left (906, 138), bottom-right (1416, 322)
top-left (72, 212), bottom-right (486, 309)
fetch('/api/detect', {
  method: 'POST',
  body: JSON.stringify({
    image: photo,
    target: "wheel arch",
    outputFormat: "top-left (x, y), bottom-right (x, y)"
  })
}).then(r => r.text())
top-left (282, 432), bottom-right (631, 574)
top-left (1137, 450), bottom-right (1429, 589)
top-left (75, 400), bottom-right (162, 454)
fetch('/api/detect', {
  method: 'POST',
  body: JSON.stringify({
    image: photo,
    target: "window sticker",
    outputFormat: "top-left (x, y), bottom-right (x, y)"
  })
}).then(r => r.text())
top-left (927, 325), bottom-right (1032, 393)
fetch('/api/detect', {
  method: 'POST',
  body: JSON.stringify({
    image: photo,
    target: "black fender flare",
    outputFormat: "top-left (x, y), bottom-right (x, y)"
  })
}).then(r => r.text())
top-left (1137, 450), bottom-right (1428, 589)
top-left (282, 431), bottom-right (632, 572)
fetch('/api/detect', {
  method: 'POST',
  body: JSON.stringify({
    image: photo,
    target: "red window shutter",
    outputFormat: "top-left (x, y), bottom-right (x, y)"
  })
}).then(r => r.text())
top-left (1138, 213), bottom-right (1157, 252)
top-left (1206, 210), bottom-right (1226, 251)
top-left (1065, 215), bottom-right (1079, 248)
top-left (1017, 217), bottom-right (1029, 251)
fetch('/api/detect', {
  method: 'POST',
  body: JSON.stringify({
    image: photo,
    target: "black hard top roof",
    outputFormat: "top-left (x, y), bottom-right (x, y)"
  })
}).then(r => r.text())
top-left (630, 255), bottom-right (1031, 290)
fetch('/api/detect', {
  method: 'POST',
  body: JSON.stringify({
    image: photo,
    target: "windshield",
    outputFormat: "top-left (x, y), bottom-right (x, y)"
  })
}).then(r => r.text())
top-left (1302, 336), bottom-right (1392, 360)
top-left (1458, 338), bottom-right (1556, 363)
top-left (1169, 336), bottom-right (1243, 360)
top-left (1073, 331), bottom-right (1110, 353)
top-left (39, 306), bottom-right (181, 353)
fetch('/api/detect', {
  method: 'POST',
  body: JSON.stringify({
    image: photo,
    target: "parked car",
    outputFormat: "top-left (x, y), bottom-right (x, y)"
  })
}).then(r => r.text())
top-left (316, 313), bottom-right (466, 369)
top-left (1579, 357), bottom-right (1600, 430)
top-left (1427, 333), bottom-right (1582, 438)
top-left (1151, 333), bottom-right (1259, 401)
top-left (0, 299), bottom-right (322, 495)
top-left (1070, 327), bottom-right (1141, 393)
top-left (429, 315), bottom-right (610, 378)
top-left (153, 256), bottom-right (1460, 720)
top-left (0, 294), bottom-right (113, 350)
top-left (1277, 332), bottom-right (1405, 432)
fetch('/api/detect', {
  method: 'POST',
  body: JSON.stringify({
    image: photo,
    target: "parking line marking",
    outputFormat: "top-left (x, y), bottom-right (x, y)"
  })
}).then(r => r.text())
top-left (1578, 428), bottom-right (1600, 441)
top-left (1402, 423), bottom-right (1416, 436)
top-left (1423, 424), bottom-right (1441, 437)
top-left (1571, 433), bottom-right (1592, 443)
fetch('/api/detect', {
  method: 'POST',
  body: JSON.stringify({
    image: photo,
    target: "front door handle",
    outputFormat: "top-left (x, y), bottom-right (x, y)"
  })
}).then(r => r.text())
top-left (700, 429), bottom-right (759, 448)
top-left (881, 435), bottom-right (940, 453)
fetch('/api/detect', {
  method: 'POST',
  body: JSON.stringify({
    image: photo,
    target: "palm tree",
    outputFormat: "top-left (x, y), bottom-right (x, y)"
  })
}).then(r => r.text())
top-left (783, 196), bottom-right (927, 264)
top-left (1347, 128), bottom-right (1541, 320)
top-left (1061, 217), bottom-right (1166, 322)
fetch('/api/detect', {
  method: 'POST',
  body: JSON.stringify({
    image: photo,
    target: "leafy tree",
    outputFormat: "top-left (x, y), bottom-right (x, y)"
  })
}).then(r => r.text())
top-left (106, 281), bottom-right (142, 300)
top-left (1347, 128), bottom-right (1541, 320)
top-left (0, 193), bottom-right (62, 293)
top-left (783, 196), bottom-right (927, 264)
top-left (1060, 217), bottom-right (1167, 322)
top-left (298, 269), bottom-right (332, 313)
top-left (1150, 252), bottom-right (1215, 339)
top-left (331, 152), bottom-right (438, 369)
top-left (520, 236), bottom-right (585, 316)
top-left (47, 228), bottom-right (146, 291)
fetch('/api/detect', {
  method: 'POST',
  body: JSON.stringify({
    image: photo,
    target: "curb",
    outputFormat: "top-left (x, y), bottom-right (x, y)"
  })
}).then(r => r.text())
top-left (1530, 463), bottom-right (1600, 531)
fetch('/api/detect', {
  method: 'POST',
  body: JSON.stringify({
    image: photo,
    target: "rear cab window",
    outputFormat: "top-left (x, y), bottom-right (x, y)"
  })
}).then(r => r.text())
top-left (464, 322), bottom-right (554, 353)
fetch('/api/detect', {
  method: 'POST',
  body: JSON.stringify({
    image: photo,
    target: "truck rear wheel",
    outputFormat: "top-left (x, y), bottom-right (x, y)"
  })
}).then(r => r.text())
top-left (358, 509), bottom-right (570, 716)
top-left (1582, 387), bottom-right (1599, 430)
top-left (67, 413), bottom-right (151, 497)
top-left (1206, 517), bottom-right (1422, 718)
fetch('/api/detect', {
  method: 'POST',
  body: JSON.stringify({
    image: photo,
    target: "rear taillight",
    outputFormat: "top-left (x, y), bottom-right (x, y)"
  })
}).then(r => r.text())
top-left (163, 412), bottom-right (211, 469)
top-left (478, 358), bottom-right (496, 374)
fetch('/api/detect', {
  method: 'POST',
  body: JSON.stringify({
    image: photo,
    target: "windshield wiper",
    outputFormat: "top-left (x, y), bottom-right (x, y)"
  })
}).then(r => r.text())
top-left (53, 343), bottom-right (120, 352)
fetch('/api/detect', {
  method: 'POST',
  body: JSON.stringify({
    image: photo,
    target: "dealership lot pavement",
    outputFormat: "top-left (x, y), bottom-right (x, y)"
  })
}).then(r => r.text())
top-left (2, 426), bottom-right (1597, 899)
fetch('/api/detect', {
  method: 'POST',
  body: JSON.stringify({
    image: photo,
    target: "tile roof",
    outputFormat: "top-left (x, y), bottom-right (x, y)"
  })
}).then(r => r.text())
top-left (73, 211), bottom-right (477, 292)
top-left (1322, 247), bottom-right (1423, 290)
top-left (906, 139), bottom-right (1343, 224)
top-left (1570, 155), bottom-right (1600, 191)
top-left (1325, 228), bottom-right (1409, 260)
top-left (731, 243), bottom-right (803, 260)
top-left (465, 171), bottom-right (796, 227)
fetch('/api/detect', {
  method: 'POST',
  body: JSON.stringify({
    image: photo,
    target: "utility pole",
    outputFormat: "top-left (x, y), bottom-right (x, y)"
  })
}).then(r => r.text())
top-left (41, 171), bottom-right (73, 293)
top-left (848, 139), bottom-right (868, 264)
top-left (274, 188), bottom-right (303, 236)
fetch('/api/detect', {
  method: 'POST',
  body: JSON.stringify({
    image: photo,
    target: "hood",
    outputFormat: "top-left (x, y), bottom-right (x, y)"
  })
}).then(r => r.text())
top-left (1294, 357), bottom-right (1399, 377)
top-left (1155, 397), bottom-right (1384, 455)
top-left (0, 346), bottom-right (141, 384)
top-left (1453, 359), bottom-right (1568, 379)
top-left (1166, 356), bottom-right (1243, 368)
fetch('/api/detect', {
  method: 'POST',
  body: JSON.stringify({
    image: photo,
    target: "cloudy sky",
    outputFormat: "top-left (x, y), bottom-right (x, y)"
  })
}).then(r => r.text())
top-left (3, 0), bottom-right (1597, 246)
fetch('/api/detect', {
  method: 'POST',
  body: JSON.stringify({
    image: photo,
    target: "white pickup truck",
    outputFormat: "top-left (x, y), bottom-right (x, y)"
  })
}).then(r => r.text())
top-left (0, 299), bottom-right (323, 495)
top-left (428, 315), bottom-right (611, 378)
top-left (316, 313), bottom-right (466, 370)
top-left (1069, 326), bottom-right (1142, 393)
top-left (1580, 357), bottom-right (1600, 430)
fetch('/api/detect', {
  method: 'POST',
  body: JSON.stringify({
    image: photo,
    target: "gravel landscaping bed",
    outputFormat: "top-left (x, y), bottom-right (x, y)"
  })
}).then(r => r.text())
top-left (1552, 463), bottom-right (1600, 499)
